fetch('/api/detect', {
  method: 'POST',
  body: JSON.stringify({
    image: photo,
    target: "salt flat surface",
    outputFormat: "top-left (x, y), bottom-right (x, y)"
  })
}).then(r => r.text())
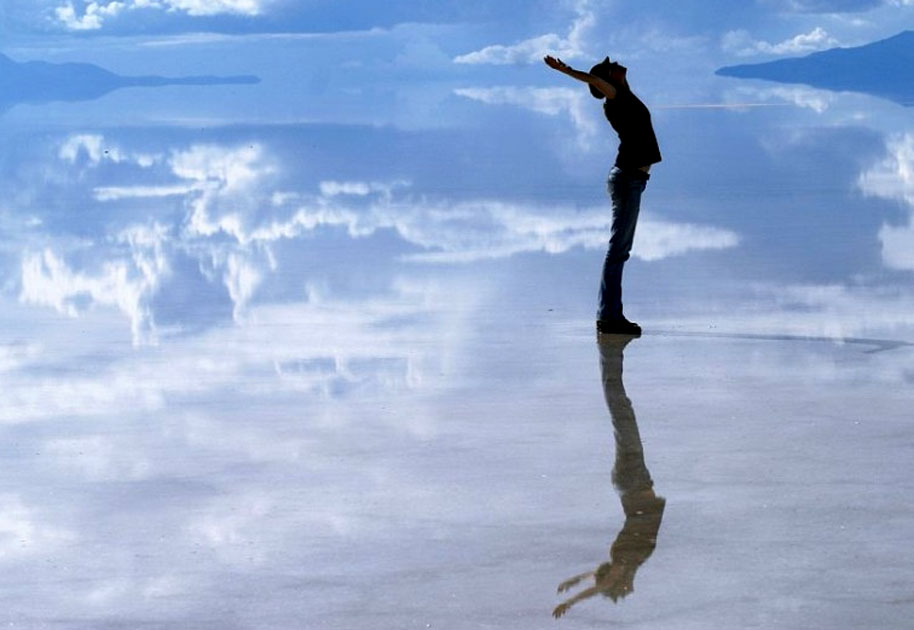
top-left (2, 307), bottom-right (912, 629)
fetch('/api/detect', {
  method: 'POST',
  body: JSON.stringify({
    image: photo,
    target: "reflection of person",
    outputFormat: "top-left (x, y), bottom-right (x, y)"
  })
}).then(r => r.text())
top-left (553, 336), bottom-right (665, 619)
top-left (544, 55), bottom-right (662, 336)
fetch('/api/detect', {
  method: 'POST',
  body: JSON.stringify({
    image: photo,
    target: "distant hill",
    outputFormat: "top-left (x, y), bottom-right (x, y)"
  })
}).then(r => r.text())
top-left (716, 30), bottom-right (914, 106)
top-left (0, 52), bottom-right (260, 113)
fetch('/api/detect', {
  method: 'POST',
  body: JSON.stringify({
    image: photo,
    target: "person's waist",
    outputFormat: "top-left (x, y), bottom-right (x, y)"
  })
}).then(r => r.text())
top-left (611, 165), bottom-right (651, 180)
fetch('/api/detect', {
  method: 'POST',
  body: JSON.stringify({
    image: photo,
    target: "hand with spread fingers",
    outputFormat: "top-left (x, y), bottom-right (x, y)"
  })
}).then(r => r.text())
top-left (556, 572), bottom-right (591, 593)
top-left (552, 602), bottom-right (572, 619)
top-left (544, 55), bottom-right (571, 74)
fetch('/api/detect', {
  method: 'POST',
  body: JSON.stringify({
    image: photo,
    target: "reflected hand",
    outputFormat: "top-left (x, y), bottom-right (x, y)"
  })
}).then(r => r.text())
top-left (544, 55), bottom-right (570, 73)
top-left (552, 602), bottom-right (571, 619)
top-left (557, 575), bottom-right (585, 593)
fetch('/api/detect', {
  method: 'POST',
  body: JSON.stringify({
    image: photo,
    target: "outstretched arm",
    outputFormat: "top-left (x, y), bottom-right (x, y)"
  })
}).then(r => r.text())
top-left (544, 56), bottom-right (617, 99)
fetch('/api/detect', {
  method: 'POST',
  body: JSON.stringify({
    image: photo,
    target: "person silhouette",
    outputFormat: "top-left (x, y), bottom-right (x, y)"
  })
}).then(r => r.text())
top-left (553, 336), bottom-right (665, 618)
top-left (544, 55), bottom-right (661, 336)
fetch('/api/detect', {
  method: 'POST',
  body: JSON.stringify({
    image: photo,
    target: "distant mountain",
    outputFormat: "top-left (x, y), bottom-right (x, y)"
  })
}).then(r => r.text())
top-left (716, 30), bottom-right (914, 106)
top-left (0, 53), bottom-right (260, 113)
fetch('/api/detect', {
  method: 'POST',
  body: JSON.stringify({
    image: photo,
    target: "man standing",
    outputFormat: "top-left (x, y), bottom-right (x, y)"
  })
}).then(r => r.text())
top-left (544, 55), bottom-right (661, 336)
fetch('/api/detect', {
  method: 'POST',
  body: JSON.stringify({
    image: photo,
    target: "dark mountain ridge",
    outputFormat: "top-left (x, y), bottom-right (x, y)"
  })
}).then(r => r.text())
top-left (0, 52), bottom-right (260, 112)
top-left (716, 30), bottom-right (914, 106)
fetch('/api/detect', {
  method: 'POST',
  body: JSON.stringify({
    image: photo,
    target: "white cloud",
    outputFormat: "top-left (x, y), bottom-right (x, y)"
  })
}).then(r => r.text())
top-left (454, 0), bottom-right (594, 64)
top-left (0, 343), bottom-right (41, 373)
top-left (396, 203), bottom-right (739, 264)
top-left (454, 86), bottom-right (578, 115)
top-left (209, 185), bottom-right (738, 265)
top-left (174, 143), bottom-right (277, 243)
top-left (752, 86), bottom-right (834, 113)
top-left (763, 283), bottom-right (914, 338)
top-left (171, 144), bottom-right (267, 191)
top-left (46, 437), bottom-right (151, 481)
top-left (650, 280), bottom-right (914, 347)
top-left (186, 492), bottom-right (274, 559)
top-left (55, 1), bottom-right (126, 30)
top-left (877, 222), bottom-right (914, 270)
top-left (454, 86), bottom-right (598, 147)
top-left (48, 139), bottom-right (279, 337)
top-left (0, 494), bottom-right (74, 558)
top-left (59, 134), bottom-right (161, 169)
top-left (30, 134), bottom-right (739, 343)
top-left (162, 0), bottom-right (265, 16)
top-left (722, 27), bottom-right (839, 57)
top-left (858, 133), bottom-right (914, 271)
top-left (222, 252), bottom-right (262, 321)
top-left (83, 575), bottom-right (189, 606)
top-left (59, 134), bottom-right (125, 164)
top-left (134, 25), bottom-right (391, 47)
top-left (634, 218), bottom-right (741, 262)
top-left (1, 281), bottom-right (457, 424)
top-left (53, 0), bottom-right (268, 30)
top-left (454, 33), bottom-right (576, 66)
top-left (859, 133), bottom-right (914, 206)
top-left (763, 0), bottom-right (888, 12)
top-left (93, 184), bottom-right (197, 201)
top-left (723, 85), bottom-right (836, 113)
top-left (19, 223), bottom-right (171, 346)
top-left (319, 180), bottom-right (408, 199)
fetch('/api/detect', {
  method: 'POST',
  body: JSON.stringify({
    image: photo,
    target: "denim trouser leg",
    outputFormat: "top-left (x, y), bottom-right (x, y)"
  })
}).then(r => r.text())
top-left (597, 167), bottom-right (648, 322)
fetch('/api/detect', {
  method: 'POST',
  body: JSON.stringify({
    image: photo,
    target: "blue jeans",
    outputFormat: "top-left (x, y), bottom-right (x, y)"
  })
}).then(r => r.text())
top-left (597, 167), bottom-right (648, 322)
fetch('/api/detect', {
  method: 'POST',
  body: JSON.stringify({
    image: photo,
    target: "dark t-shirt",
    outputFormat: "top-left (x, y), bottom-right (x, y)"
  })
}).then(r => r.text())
top-left (603, 87), bottom-right (662, 170)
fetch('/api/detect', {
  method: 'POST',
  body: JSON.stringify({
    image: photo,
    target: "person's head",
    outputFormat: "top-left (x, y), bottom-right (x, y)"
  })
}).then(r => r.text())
top-left (589, 57), bottom-right (628, 99)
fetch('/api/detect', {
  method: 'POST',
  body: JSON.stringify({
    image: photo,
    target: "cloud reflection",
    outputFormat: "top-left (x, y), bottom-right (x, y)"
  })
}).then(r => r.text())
top-left (2, 282), bottom-right (456, 423)
top-left (721, 84), bottom-right (836, 112)
top-left (11, 132), bottom-right (739, 344)
top-left (20, 222), bottom-right (171, 344)
top-left (858, 132), bottom-right (914, 270)
top-left (721, 27), bottom-right (839, 57)
top-left (454, 86), bottom-right (599, 147)
top-left (0, 493), bottom-right (74, 556)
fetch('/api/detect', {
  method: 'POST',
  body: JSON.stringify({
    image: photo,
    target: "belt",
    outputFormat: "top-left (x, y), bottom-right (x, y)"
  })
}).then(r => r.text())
top-left (612, 166), bottom-right (651, 181)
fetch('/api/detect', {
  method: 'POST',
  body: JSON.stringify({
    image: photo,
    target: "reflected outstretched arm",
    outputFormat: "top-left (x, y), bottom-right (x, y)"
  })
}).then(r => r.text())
top-left (557, 570), bottom-right (595, 593)
top-left (544, 56), bottom-right (617, 99)
top-left (553, 585), bottom-right (601, 618)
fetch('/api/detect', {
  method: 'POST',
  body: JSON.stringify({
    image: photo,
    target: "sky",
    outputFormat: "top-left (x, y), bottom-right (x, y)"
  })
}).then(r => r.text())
top-left (4, 0), bottom-right (914, 66)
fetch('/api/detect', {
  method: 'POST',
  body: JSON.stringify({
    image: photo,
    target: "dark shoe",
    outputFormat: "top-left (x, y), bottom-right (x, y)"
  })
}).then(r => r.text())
top-left (596, 317), bottom-right (642, 337)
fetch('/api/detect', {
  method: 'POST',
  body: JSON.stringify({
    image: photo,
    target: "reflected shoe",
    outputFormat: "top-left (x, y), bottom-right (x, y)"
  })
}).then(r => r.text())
top-left (596, 317), bottom-right (642, 337)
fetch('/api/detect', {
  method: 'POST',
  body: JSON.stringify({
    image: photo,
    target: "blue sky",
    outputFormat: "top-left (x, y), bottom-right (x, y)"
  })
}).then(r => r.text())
top-left (4, 0), bottom-right (914, 56)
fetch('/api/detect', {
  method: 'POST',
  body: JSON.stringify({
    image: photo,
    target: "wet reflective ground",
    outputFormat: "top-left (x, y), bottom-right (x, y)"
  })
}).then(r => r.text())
top-left (2, 26), bottom-right (914, 629)
top-left (3, 312), bottom-right (912, 628)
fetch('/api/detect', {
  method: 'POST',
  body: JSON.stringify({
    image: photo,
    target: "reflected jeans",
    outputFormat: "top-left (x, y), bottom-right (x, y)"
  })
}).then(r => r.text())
top-left (597, 167), bottom-right (649, 322)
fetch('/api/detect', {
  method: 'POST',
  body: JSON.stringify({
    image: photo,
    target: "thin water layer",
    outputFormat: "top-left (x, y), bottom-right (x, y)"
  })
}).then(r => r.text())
top-left (2, 316), bottom-right (912, 629)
